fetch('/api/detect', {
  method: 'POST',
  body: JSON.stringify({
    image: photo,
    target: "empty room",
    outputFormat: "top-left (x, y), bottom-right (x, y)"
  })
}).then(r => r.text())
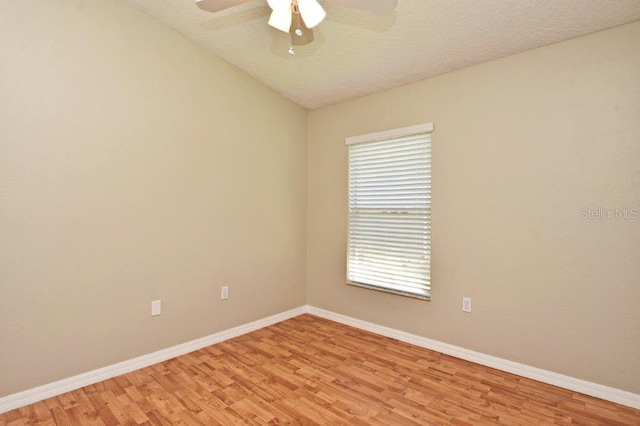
top-left (1, 0), bottom-right (639, 424)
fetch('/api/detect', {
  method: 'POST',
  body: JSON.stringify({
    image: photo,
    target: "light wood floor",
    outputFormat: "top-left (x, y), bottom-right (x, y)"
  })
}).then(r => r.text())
top-left (1, 314), bottom-right (639, 425)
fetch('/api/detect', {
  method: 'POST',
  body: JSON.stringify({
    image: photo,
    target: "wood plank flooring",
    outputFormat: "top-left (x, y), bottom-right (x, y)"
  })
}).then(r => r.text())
top-left (1, 314), bottom-right (639, 425)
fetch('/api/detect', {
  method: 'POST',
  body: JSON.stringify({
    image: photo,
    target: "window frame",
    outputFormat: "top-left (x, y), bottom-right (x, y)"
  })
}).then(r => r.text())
top-left (346, 123), bottom-right (433, 300)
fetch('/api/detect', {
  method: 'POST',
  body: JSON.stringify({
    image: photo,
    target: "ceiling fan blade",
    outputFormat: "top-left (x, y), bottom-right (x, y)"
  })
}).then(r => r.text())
top-left (195, 0), bottom-right (251, 14)
top-left (326, 0), bottom-right (397, 14)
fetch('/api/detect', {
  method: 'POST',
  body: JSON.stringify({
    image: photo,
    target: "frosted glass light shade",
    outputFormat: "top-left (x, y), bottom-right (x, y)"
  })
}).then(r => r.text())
top-left (267, 0), bottom-right (289, 10)
top-left (268, 8), bottom-right (292, 32)
top-left (297, 0), bottom-right (326, 28)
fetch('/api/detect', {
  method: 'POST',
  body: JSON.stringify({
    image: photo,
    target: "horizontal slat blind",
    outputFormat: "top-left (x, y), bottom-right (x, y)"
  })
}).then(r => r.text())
top-left (347, 130), bottom-right (431, 299)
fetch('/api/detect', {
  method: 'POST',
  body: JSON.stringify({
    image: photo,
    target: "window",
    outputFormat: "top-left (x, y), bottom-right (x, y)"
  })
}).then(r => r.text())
top-left (346, 123), bottom-right (432, 300)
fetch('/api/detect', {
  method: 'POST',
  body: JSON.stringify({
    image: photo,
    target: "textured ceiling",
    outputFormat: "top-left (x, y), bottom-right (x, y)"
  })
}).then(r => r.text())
top-left (124, 0), bottom-right (640, 110)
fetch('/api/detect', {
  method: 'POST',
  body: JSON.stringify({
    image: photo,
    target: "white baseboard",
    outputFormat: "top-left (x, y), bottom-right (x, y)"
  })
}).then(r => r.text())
top-left (3, 304), bottom-right (638, 414)
top-left (0, 306), bottom-right (307, 414)
top-left (306, 305), bottom-right (640, 409)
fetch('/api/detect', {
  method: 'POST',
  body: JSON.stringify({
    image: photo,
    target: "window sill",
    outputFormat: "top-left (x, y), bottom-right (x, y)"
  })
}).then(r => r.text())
top-left (347, 281), bottom-right (430, 301)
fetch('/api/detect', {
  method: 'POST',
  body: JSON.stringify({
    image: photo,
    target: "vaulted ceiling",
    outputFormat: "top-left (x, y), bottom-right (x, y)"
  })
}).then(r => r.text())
top-left (124, 0), bottom-right (640, 109)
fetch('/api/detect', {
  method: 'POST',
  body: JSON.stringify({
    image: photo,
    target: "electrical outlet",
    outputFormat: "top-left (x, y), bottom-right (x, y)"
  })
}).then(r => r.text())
top-left (151, 300), bottom-right (162, 316)
top-left (221, 286), bottom-right (229, 300)
top-left (462, 297), bottom-right (472, 313)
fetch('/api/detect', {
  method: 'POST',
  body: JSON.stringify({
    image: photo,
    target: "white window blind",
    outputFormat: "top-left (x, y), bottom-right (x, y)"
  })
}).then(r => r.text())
top-left (346, 123), bottom-right (432, 300)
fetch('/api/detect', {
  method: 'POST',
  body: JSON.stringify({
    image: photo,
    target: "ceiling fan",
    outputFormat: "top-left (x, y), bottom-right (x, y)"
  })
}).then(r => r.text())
top-left (195, 0), bottom-right (398, 54)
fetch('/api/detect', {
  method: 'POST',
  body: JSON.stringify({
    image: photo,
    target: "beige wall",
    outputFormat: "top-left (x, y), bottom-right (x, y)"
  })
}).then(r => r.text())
top-left (308, 21), bottom-right (640, 394)
top-left (1, 0), bottom-right (638, 401)
top-left (0, 1), bottom-right (307, 396)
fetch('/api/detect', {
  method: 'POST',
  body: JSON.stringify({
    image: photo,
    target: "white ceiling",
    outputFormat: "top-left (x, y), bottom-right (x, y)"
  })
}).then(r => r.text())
top-left (124, 0), bottom-right (640, 110)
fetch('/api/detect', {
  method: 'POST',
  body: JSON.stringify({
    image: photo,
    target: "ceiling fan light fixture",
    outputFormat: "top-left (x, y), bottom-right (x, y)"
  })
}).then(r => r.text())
top-left (296, 0), bottom-right (326, 29)
top-left (290, 12), bottom-right (314, 46)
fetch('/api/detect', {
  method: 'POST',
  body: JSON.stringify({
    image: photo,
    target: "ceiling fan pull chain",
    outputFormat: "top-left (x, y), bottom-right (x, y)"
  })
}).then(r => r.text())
top-left (294, 6), bottom-right (303, 36)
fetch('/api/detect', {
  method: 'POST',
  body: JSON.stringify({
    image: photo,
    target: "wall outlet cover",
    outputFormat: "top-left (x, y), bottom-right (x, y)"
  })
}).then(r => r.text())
top-left (151, 300), bottom-right (162, 316)
top-left (462, 297), bottom-right (472, 313)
